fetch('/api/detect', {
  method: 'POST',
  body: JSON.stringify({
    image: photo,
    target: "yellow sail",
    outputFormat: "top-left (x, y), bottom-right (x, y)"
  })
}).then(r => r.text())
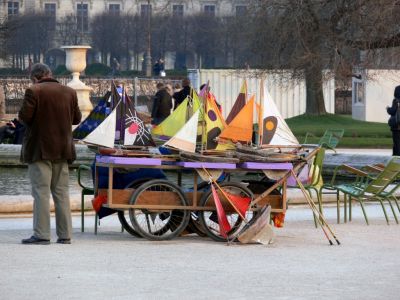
top-left (151, 98), bottom-right (188, 138)
top-left (204, 91), bottom-right (226, 149)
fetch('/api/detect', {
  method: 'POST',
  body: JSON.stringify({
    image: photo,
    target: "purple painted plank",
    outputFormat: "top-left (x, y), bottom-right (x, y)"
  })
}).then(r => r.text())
top-left (96, 155), bottom-right (162, 166)
top-left (239, 162), bottom-right (293, 170)
top-left (176, 161), bottom-right (236, 169)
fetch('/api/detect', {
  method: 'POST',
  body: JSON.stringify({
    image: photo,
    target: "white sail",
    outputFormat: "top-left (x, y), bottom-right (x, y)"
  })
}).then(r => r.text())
top-left (164, 110), bottom-right (200, 153)
top-left (261, 85), bottom-right (299, 146)
top-left (83, 106), bottom-right (117, 148)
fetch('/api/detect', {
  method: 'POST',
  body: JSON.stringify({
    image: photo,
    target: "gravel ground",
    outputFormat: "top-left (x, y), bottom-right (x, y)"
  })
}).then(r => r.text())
top-left (0, 204), bottom-right (399, 300)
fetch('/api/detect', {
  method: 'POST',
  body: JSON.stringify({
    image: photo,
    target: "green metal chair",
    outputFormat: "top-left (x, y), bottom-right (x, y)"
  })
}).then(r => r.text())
top-left (326, 157), bottom-right (400, 225)
top-left (303, 129), bottom-right (344, 153)
top-left (77, 165), bottom-right (95, 233)
top-left (289, 147), bottom-right (326, 227)
top-left (362, 164), bottom-right (400, 216)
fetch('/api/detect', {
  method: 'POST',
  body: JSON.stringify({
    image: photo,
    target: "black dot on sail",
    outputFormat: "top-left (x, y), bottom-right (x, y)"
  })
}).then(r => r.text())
top-left (207, 127), bottom-right (222, 149)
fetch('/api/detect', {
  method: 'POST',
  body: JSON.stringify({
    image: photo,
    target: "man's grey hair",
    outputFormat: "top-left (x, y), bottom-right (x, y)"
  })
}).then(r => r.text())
top-left (30, 63), bottom-right (52, 81)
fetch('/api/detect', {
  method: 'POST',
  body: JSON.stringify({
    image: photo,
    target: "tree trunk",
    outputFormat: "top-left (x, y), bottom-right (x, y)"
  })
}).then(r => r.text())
top-left (305, 66), bottom-right (327, 115)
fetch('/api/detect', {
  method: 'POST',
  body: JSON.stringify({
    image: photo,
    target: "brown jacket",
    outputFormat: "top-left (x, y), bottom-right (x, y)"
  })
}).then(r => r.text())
top-left (19, 78), bottom-right (82, 163)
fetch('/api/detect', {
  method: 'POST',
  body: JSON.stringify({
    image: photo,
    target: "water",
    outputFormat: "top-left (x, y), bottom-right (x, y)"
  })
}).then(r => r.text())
top-left (0, 167), bottom-right (92, 195)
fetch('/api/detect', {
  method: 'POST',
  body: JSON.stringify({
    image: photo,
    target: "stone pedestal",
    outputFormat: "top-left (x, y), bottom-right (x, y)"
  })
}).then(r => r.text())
top-left (61, 45), bottom-right (93, 119)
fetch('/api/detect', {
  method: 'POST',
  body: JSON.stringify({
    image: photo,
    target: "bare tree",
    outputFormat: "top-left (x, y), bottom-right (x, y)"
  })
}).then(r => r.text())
top-left (56, 15), bottom-right (83, 46)
top-left (250, 0), bottom-right (400, 115)
top-left (4, 13), bottom-right (54, 68)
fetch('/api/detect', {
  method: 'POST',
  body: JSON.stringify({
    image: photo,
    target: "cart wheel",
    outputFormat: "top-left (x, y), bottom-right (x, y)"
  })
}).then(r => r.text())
top-left (185, 212), bottom-right (207, 237)
top-left (128, 179), bottom-right (190, 241)
top-left (198, 182), bottom-right (256, 242)
top-left (117, 178), bottom-right (155, 238)
top-left (118, 211), bottom-right (142, 238)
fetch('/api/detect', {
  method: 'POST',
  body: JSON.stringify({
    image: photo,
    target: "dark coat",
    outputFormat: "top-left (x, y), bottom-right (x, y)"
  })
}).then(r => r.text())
top-left (387, 86), bottom-right (400, 131)
top-left (19, 78), bottom-right (82, 163)
top-left (173, 86), bottom-right (191, 108)
top-left (151, 89), bottom-right (172, 120)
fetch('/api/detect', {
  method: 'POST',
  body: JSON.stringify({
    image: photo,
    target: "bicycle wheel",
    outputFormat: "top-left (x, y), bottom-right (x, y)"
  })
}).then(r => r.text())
top-left (198, 182), bottom-right (256, 242)
top-left (129, 179), bottom-right (190, 241)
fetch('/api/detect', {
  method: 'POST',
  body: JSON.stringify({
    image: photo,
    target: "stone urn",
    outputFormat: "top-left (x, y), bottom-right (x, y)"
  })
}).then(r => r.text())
top-left (61, 45), bottom-right (93, 119)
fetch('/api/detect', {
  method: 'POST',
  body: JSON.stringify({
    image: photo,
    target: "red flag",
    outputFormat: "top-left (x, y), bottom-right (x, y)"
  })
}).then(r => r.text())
top-left (224, 191), bottom-right (251, 220)
top-left (211, 184), bottom-right (231, 238)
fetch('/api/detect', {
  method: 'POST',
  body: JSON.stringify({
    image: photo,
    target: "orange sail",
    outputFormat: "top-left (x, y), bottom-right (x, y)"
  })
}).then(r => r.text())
top-left (219, 96), bottom-right (255, 143)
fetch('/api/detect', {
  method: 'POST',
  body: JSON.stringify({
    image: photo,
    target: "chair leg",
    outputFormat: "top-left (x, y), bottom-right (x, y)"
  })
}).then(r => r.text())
top-left (312, 187), bottom-right (324, 225)
top-left (349, 196), bottom-right (352, 222)
top-left (359, 200), bottom-right (369, 225)
top-left (336, 190), bottom-right (340, 224)
top-left (95, 214), bottom-right (98, 235)
top-left (378, 199), bottom-right (390, 225)
top-left (392, 196), bottom-right (400, 213)
top-left (344, 194), bottom-right (347, 223)
top-left (387, 199), bottom-right (399, 224)
top-left (307, 189), bottom-right (318, 228)
top-left (81, 194), bottom-right (85, 233)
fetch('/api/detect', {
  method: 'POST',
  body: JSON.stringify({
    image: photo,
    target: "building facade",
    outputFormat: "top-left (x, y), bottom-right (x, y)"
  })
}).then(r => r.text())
top-left (0, 0), bottom-right (250, 70)
top-left (0, 0), bottom-right (249, 24)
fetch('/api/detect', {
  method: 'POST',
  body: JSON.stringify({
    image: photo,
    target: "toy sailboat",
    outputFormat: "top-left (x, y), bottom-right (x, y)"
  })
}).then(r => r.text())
top-left (258, 80), bottom-right (299, 147)
top-left (73, 83), bottom-right (155, 149)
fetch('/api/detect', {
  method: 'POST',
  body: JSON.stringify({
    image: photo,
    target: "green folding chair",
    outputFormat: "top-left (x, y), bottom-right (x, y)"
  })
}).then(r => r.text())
top-left (289, 147), bottom-right (325, 227)
top-left (304, 129), bottom-right (344, 153)
top-left (328, 157), bottom-right (400, 225)
top-left (77, 165), bottom-right (94, 233)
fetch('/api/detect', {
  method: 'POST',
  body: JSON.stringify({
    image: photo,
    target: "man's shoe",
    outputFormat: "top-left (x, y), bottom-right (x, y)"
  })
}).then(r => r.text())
top-left (21, 236), bottom-right (50, 245)
top-left (56, 238), bottom-right (71, 244)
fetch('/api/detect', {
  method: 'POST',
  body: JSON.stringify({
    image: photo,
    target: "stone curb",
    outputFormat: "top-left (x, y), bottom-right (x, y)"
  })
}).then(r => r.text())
top-left (0, 190), bottom-right (339, 214)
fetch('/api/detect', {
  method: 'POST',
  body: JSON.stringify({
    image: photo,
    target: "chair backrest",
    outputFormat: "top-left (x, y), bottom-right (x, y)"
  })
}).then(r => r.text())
top-left (310, 147), bottom-right (325, 186)
top-left (365, 156), bottom-right (400, 194)
top-left (319, 129), bottom-right (344, 149)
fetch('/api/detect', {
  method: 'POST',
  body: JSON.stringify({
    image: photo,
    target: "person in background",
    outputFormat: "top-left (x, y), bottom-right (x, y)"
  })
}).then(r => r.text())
top-left (151, 82), bottom-right (173, 125)
top-left (387, 85), bottom-right (400, 155)
top-left (0, 85), bottom-right (5, 120)
top-left (19, 63), bottom-right (82, 245)
top-left (173, 78), bottom-right (191, 109)
top-left (0, 118), bottom-right (25, 144)
top-left (159, 59), bottom-right (166, 77)
top-left (111, 57), bottom-right (120, 77)
top-left (165, 84), bottom-right (175, 112)
top-left (153, 59), bottom-right (165, 77)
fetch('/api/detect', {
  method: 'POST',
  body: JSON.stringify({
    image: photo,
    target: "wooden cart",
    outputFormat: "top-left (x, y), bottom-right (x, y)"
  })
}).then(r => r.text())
top-left (95, 155), bottom-right (298, 242)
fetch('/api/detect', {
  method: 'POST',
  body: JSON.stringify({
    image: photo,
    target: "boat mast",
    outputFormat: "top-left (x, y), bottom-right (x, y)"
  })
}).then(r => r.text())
top-left (258, 78), bottom-right (264, 147)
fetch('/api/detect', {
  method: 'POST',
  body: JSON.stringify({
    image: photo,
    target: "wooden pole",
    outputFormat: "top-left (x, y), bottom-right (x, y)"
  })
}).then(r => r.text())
top-left (258, 78), bottom-right (264, 147)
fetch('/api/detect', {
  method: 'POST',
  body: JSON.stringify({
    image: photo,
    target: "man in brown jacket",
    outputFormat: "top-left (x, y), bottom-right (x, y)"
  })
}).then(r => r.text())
top-left (19, 63), bottom-right (82, 245)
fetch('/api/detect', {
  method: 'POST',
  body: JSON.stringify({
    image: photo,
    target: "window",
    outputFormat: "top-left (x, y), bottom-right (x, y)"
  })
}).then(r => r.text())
top-left (44, 3), bottom-right (56, 29)
top-left (8, 2), bottom-right (19, 17)
top-left (109, 4), bottom-right (120, 15)
top-left (235, 5), bottom-right (247, 17)
top-left (77, 3), bottom-right (89, 32)
top-left (141, 4), bottom-right (152, 18)
top-left (353, 80), bottom-right (364, 104)
top-left (172, 4), bottom-right (184, 17)
top-left (204, 5), bottom-right (215, 16)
